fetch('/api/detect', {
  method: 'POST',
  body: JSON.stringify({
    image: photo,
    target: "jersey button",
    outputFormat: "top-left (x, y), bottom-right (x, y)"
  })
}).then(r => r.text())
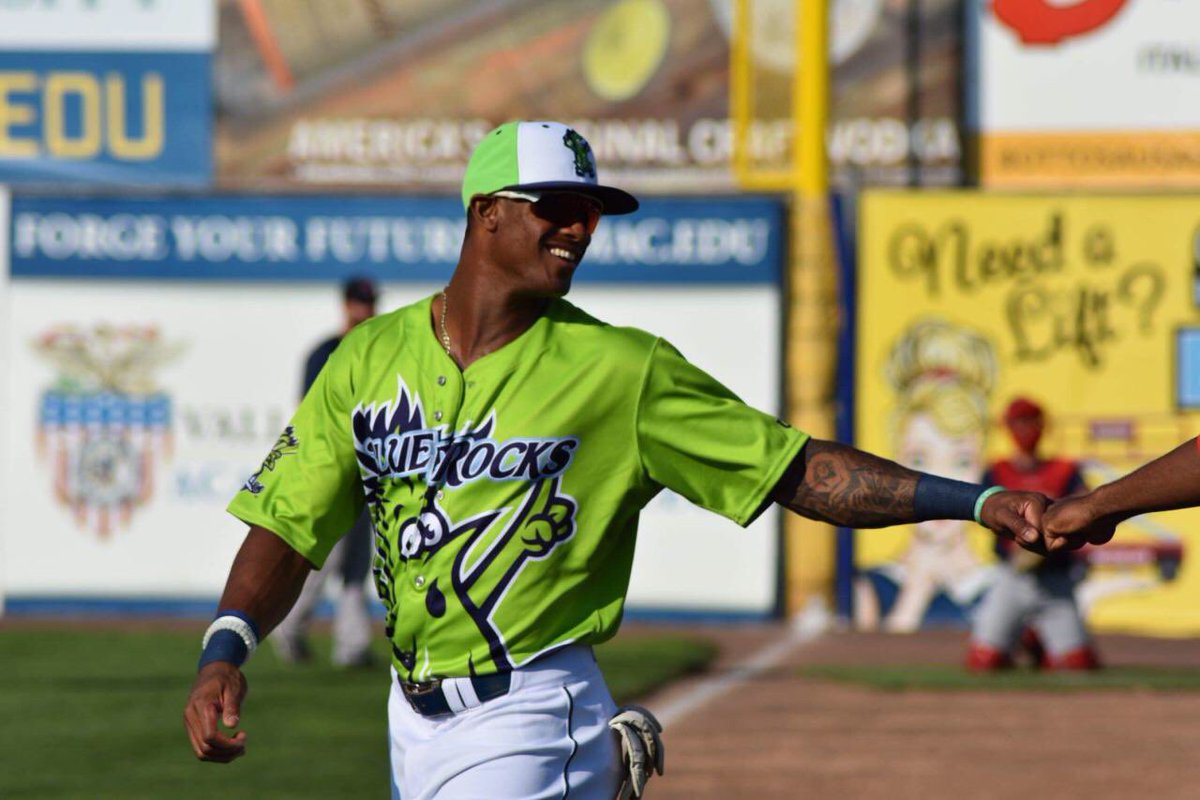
top-left (437, 375), bottom-right (447, 386)
top-left (434, 411), bottom-right (443, 421)
top-left (414, 575), bottom-right (426, 589)
top-left (436, 490), bottom-right (445, 500)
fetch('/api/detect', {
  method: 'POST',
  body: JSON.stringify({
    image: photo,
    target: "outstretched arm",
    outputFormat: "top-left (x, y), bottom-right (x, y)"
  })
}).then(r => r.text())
top-left (183, 526), bottom-right (313, 763)
top-left (769, 439), bottom-right (1047, 548)
top-left (1044, 438), bottom-right (1200, 550)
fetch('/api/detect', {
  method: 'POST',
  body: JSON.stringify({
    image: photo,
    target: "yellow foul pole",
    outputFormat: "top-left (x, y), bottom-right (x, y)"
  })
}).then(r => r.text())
top-left (784, 0), bottom-right (838, 615)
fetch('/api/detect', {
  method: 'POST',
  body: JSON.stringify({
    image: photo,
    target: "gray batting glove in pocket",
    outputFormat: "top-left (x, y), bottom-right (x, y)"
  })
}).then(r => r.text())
top-left (609, 705), bottom-right (665, 799)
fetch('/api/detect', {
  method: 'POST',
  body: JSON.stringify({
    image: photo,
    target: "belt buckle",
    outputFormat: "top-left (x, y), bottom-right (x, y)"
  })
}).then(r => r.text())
top-left (401, 677), bottom-right (442, 698)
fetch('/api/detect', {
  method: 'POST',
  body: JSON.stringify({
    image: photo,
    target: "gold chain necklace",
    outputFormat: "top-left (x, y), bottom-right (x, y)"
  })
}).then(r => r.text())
top-left (439, 289), bottom-right (452, 356)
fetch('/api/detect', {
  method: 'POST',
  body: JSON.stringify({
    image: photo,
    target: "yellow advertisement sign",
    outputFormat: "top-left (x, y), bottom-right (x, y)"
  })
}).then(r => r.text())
top-left (855, 191), bottom-right (1200, 636)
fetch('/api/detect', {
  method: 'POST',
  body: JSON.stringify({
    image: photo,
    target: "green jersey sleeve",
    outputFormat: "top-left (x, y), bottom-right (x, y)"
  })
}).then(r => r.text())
top-left (227, 339), bottom-right (364, 568)
top-left (635, 338), bottom-right (808, 527)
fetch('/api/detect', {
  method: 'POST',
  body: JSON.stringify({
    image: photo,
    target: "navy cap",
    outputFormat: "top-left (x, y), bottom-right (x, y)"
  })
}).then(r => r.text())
top-left (342, 276), bottom-right (379, 304)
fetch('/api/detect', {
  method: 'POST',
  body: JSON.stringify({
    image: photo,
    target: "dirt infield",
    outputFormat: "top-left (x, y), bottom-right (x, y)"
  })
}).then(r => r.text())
top-left (629, 624), bottom-right (1200, 800)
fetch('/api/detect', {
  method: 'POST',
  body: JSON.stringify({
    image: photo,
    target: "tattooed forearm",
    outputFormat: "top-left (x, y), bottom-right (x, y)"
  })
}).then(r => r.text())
top-left (770, 439), bottom-right (919, 528)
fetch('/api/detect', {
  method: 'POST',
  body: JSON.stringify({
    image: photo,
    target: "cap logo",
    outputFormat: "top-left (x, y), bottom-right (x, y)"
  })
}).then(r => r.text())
top-left (562, 129), bottom-right (596, 179)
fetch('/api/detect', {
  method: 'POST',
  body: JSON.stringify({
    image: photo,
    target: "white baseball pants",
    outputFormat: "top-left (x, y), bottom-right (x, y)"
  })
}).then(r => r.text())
top-left (388, 645), bottom-right (622, 799)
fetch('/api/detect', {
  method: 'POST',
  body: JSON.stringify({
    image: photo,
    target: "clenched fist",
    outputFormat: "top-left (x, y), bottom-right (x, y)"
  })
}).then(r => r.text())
top-left (1042, 493), bottom-right (1118, 552)
top-left (978, 490), bottom-right (1053, 555)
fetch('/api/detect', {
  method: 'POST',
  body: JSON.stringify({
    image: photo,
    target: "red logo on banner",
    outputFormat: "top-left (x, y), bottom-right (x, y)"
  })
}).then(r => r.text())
top-left (992, 0), bottom-right (1130, 45)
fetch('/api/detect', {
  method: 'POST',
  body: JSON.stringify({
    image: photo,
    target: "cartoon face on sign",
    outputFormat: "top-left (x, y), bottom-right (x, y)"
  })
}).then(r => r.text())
top-left (855, 318), bottom-right (998, 632)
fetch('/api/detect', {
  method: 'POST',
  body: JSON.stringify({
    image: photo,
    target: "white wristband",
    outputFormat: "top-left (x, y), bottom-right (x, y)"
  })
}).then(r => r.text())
top-left (202, 614), bottom-right (259, 660)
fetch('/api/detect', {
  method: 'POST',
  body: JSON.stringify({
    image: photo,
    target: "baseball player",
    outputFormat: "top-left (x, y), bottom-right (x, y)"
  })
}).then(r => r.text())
top-left (271, 276), bottom-right (380, 667)
top-left (1044, 437), bottom-right (1200, 548)
top-left (184, 121), bottom-right (1059, 799)
top-left (966, 398), bottom-right (1100, 671)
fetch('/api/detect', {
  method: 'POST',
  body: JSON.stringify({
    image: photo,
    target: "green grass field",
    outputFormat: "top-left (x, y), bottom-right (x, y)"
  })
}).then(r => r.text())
top-left (0, 627), bottom-right (715, 799)
top-left (799, 664), bottom-right (1200, 693)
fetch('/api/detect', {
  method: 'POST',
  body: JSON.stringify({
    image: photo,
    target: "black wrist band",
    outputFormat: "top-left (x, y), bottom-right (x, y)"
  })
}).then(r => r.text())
top-left (198, 630), bottom-right (250, 670)
top-left (913, 474), bottom-right (990, 522)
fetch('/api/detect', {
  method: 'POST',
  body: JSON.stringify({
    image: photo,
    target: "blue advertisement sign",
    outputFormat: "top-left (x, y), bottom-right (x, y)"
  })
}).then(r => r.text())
top-left (9, 195), bottom-right (782, 284)
top-left (0, 52), bottom-right (211, 186)
top-left (1177, 328), bottom-right (1200, 410)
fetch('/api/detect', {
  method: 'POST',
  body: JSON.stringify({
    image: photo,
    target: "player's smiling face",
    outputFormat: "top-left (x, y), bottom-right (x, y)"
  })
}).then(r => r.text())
top-left (494, 193), bottom-right (601, 296)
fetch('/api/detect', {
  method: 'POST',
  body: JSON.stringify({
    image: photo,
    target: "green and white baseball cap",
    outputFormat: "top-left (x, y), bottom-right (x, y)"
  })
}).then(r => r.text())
top-left (462, 121), bottom-right (639, 215)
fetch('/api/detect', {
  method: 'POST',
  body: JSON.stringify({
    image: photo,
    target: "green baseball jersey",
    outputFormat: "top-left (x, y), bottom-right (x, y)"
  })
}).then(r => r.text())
top-left (229, 294), bottom-right (806, 681)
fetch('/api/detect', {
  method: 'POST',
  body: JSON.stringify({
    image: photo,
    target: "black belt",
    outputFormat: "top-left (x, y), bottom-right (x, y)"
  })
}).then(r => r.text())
top-left (399, 671), bottom-right (512, 718)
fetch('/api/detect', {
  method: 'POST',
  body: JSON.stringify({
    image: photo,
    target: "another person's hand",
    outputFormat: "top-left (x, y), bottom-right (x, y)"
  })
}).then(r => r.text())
top-left (1042, 492), bottom-right (1119, 552)
top-left (184, 662), bottom-right (248, 762)
top-left (979, 491), bottom-right (1052, 555)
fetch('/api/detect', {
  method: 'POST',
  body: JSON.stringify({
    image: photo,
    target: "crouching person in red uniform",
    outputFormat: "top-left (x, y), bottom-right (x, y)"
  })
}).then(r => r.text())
top-left (966, 398), bottom-right (1102, 672)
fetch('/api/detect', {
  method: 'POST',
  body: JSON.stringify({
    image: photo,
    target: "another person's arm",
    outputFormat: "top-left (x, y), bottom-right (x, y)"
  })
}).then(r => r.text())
top-left (182, 526), bottom-right (313, 763)
top-left (769, 439), bottom-right (1048, 549)
top-left (1044, 438), bottom-right (1200, 550)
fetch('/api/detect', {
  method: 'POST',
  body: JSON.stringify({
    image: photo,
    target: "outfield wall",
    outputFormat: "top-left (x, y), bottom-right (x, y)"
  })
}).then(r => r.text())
top-left (0, 187), bottom-right (9, 616)
top-left (1, 193), bottom-right (786, 618)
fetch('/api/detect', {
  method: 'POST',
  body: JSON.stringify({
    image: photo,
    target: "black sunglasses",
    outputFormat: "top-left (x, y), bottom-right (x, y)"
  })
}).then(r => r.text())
top-left (493, 191), bottom-right (603, 234)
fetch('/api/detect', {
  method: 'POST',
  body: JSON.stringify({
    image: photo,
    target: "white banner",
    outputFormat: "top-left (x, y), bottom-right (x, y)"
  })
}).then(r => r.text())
top-left (0, 0), bottom-right (214, 50)
top-left (2, 280), bottom-right (782, 614)
top-left (975, 0), bottom-right (1200, 131)
top-left (579, 285), bottom-right (783, 615)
